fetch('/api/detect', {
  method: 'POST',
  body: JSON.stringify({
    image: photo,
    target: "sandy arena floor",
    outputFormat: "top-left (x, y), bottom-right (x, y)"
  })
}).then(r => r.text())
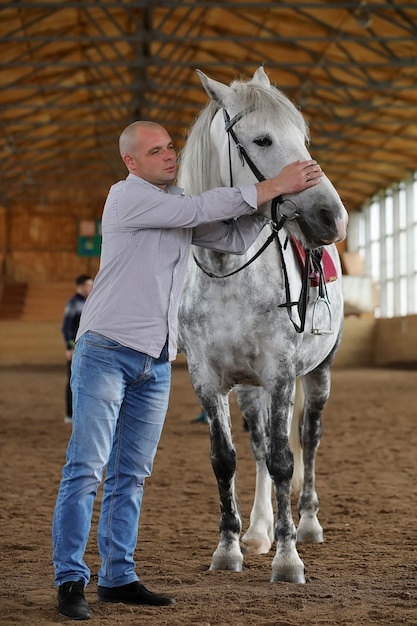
top-left (1, 364), bottom-right (416, 625)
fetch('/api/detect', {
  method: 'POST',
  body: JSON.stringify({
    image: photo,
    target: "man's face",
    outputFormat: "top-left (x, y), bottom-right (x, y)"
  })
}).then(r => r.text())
top-left (126, 126), bottom-right (177, 189)
top-left (79, 280), bottom-right (93, 298)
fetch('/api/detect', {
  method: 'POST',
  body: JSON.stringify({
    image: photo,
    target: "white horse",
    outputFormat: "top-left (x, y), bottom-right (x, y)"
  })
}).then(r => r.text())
top-left (177, 67), bottom-right (348, 583)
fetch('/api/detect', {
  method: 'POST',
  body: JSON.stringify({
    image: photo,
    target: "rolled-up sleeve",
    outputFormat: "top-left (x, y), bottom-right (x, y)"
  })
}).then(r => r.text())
top-left (192, 215), bottom-right (268, 254)
top-left (237, 184), bottom-right (258, 212)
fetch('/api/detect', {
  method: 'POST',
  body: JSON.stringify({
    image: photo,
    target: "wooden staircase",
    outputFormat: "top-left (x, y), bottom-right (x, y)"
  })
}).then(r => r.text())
top-left (0, 282), bottom-right (74, 365)
top-left (0, 282), bottom-right (27, 319)
top-left (21, 282), bottom-right (74, 321)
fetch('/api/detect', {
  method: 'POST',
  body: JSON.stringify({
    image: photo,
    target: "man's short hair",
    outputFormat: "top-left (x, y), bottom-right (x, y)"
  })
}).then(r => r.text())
top-left (75, 274), bottom-right (92, 286)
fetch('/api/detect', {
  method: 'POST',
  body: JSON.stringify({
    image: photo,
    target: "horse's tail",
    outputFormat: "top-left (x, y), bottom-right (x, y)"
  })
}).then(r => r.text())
top-left (289, 378), bottom-right (304, 495)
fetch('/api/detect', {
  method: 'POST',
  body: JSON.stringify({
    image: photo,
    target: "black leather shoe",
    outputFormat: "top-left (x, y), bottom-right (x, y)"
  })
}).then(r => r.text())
top-left (57, 580), bottom-right (91, 620)
top-left (97, 581), bottom-right (175, 606)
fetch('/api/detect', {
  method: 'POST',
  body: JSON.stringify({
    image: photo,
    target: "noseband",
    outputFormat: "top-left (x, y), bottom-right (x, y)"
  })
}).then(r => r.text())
top-left (193, 106), bottom-right (331, 335)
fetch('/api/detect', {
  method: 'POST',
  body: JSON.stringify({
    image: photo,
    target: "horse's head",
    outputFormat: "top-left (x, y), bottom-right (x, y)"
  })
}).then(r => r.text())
top-left (193, 67), bottom-right (348, 248)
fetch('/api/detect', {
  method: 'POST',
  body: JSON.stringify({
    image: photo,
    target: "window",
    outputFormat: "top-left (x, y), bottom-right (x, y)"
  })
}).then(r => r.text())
top-left (348, 174), bottom-right (417, 318)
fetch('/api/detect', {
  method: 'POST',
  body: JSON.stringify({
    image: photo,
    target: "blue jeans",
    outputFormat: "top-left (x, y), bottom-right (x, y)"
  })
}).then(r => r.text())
top-left (52, 331), bottom-right (171, 588)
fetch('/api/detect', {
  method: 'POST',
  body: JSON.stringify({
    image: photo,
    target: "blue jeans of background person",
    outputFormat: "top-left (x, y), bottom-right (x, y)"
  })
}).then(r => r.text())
top-left (52, 331), bottom-right (171, 588)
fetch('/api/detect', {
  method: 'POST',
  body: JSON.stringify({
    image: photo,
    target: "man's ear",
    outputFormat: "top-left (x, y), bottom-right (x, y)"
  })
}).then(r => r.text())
top-left (123, 154), bottom-right (135, 170)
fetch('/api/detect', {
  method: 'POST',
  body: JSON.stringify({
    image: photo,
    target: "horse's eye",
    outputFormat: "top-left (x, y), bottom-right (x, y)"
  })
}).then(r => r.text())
top-left (254, 136), bottom-right (272, 147)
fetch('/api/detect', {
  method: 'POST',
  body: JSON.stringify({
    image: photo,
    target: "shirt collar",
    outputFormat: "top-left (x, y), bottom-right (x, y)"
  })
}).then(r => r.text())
top-left (126, 173), bottom-right (184, 196)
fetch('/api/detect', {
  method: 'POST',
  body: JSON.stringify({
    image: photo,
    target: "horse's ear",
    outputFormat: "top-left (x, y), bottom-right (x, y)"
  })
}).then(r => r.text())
top-left (196, 69), bottom-right (232, 106)
top-left (250, 66), bottom-right (271, 89)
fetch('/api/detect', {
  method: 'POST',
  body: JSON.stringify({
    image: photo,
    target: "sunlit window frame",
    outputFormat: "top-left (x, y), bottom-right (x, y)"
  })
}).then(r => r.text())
top-left (347, 173), bottom-right (417, 318)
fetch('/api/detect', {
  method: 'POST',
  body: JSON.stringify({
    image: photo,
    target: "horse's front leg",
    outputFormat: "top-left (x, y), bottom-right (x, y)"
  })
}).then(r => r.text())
top-left (296, 365), bottom-right (332, 544)
top-left (269, 380), bottom-right (305, 583)
top-left (205, 394), bottom-right (243, 572)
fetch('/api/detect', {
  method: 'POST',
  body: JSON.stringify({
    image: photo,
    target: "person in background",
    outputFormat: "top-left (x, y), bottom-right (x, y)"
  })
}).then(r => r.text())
top-left (61, 274), bottom-right (93, 423)
top-left (52, 120), bottom-right (323, 621)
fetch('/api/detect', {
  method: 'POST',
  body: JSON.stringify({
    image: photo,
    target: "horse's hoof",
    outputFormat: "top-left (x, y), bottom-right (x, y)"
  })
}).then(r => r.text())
top-left (297, 515), bottom-right (324, 544)
top-left (271, 552), bottom-right (305, 583)
top-left (209, 555), bottom-right (243, 571)
top-left (241, 534), bottom-right (272, 555)
top-left (297, 528), bottom-right (324, 543)
top-left (270, 566), bottom-right (306, 584)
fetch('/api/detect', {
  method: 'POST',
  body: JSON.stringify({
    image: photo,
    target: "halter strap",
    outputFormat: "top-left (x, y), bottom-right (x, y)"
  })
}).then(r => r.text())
top-left (193, 196), bottom-right (286, 279)
top-left (223, 108), bottom-right (266, 183)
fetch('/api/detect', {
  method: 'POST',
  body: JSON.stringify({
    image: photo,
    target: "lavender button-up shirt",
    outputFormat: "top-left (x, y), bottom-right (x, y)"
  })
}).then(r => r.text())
top-left (76, 174), bottom-right (266, 361)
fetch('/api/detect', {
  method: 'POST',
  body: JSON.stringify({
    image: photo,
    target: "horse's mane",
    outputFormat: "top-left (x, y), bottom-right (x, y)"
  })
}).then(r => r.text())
top-left (178, 78), bottom-right (310, 195)
top-left (177, 100), bottom-right (219, 195)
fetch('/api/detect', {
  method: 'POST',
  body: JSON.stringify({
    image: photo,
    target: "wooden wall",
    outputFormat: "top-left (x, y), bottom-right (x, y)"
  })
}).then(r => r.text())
top-left (333, 316), bottom-right (376, 368)
top-left (1, 202), bottom-right (417, 369)
top-left (333, 315), bottom-right (417, 368)
top-left (373, 315), bottom-right (417, 367)
top-left (1, 305), bottom-right (417, 369)
top-left (0, 202), bottom-right (100, 283)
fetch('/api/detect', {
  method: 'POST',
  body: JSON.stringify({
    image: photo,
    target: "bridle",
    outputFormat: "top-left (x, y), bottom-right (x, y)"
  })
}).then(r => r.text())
top-left (193, 106), bottom-right (332, 335)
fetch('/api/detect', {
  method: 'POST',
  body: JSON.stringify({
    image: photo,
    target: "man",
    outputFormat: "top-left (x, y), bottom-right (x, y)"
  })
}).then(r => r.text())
top-left (61, 274), bottom-right (93, 423)
top-left (52, 120), bottom-right (323, 620)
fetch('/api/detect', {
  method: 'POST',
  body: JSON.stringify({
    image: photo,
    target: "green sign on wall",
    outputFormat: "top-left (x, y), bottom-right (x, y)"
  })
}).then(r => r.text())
top-left (77, 219), bottom-right (102, 257)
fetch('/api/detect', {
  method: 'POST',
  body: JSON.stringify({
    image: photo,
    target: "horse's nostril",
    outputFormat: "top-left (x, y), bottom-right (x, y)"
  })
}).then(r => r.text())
top-left (319, 208), bottom-right (334, 229)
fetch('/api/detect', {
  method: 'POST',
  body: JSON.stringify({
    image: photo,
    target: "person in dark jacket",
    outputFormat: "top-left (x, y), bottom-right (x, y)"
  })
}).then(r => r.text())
top-left (61, 274), bottom-right (93, 423)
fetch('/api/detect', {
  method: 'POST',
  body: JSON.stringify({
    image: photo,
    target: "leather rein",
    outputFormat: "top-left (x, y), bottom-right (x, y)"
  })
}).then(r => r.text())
top-left (192, 107), bottom-right (329, 334)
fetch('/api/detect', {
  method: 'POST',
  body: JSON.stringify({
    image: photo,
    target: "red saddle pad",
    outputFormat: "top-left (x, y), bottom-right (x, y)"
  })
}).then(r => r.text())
top-left (290, 237), bottom-right (338, 287)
